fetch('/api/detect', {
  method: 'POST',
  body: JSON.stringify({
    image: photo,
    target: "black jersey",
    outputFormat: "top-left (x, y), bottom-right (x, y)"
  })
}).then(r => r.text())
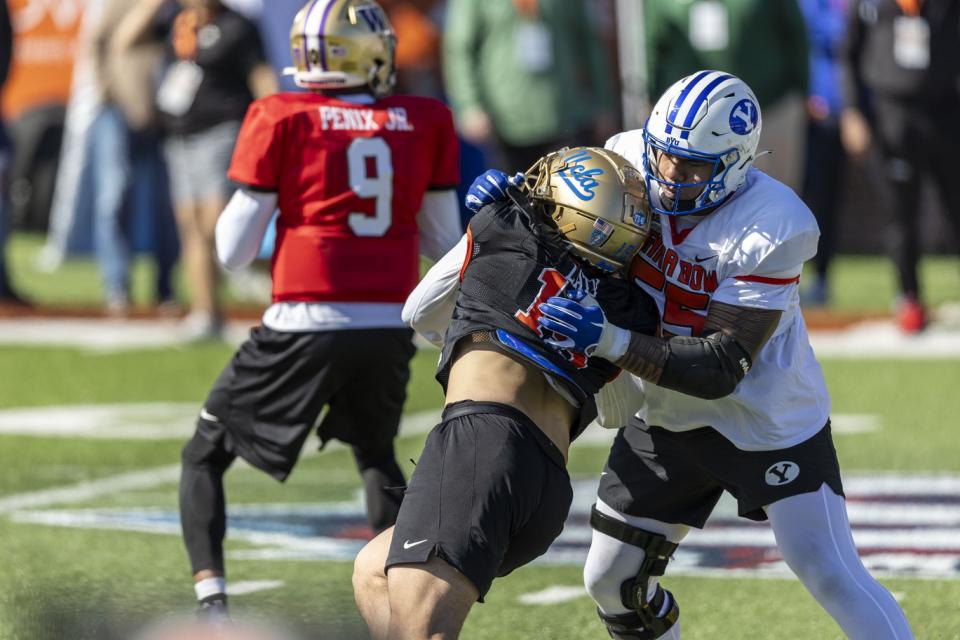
top-left (438, 192), bottom-right (659, 439)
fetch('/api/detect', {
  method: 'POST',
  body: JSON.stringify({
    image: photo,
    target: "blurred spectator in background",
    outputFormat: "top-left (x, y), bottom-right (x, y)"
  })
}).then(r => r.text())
top-left (0, 0), bottom-right (25, 304)
top-left (640, 0), bottom-right (809, 191)
top-left (5, 0), bottom-right (83, 247)
top-left (381, 0), bottom-right (443, 97)
top-left (381, 0), bottom-right (485, 231)
top-left (843, 0), bottom-right (960, 333)
top-left (86, 0), bottom-right (180, 314)
top-left (798, 0), bottom-right (848, 307)
top-left (443, 0), bottom-right (617, 174)
top-left (114, 0), bottom-right (277, 340)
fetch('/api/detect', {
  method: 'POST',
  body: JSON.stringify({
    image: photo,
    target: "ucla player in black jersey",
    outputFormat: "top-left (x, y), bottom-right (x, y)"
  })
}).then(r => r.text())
top-left (352, 147), bottom-right (657, 639)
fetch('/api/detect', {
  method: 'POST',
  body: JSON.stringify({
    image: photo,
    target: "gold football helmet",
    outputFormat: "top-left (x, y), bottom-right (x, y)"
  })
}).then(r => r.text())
top-left (285, 0), bottom-right (396, 96)
top-left (524, 147), bottom-right (653, 273)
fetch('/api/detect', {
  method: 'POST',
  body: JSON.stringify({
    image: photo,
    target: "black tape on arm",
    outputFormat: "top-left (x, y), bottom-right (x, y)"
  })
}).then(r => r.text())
top-left (655, 333), bottom-right (752, 400)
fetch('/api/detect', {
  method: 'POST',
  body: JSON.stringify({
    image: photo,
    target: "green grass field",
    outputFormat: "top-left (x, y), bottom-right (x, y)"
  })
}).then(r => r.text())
top-left (7, 232), bottom-right (960, 311)
top-left (2, 234), bottom-right (960, 639)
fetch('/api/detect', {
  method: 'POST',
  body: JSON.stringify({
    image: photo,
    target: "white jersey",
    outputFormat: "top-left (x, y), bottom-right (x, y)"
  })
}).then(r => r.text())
top-left (606, 129), bottom-right (830, 451)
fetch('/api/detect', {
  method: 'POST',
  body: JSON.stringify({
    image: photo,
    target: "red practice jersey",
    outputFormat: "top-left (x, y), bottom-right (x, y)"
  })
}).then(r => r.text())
top-left (228, 93), bottom-right (460, 303)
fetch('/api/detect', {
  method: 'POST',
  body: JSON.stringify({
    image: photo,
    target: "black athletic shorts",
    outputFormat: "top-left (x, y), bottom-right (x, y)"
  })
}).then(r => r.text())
top-left (598, 418), bottom-right (844, 527)
top-left (385, 400), bottom-right (572, 600)
top-left (194, 325), bottom-right (415, 481)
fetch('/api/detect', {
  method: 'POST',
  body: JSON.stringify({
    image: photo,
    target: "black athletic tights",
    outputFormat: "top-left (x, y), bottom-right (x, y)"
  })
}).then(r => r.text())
top-left (873, 96), bottom-right (960, 298)
top-left (179, 432), bottom-right (405, 575)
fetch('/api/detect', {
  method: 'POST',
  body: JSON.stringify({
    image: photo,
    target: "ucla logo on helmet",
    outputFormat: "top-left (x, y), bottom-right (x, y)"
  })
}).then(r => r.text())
top-left (729, 98), bottom-right (758, 135)
top-left (558, 150), bottom-right (604, 201)
top-left (588, 218), bottom-right (615, 248)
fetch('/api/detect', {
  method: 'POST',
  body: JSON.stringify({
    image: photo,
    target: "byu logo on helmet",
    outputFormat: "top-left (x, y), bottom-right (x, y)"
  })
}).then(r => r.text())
top-left (588, 218), bottom-right (615, 247)
top-left (558, 150), bottom-right (604, 201)
top-left (765, 461), bottom-right (800, 486)
top-left (641, 71), bottom-right (763, 215)
top-left (729, 99), bottom-right (758, 135)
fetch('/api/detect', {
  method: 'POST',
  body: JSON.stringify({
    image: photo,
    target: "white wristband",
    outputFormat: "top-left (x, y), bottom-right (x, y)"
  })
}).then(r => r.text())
top-left (595, 323), bottom-right (631, 361)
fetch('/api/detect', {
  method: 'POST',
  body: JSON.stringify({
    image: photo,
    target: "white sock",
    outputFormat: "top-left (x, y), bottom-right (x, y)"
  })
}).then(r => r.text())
top-left (194, 576), bottom-right (227, 601)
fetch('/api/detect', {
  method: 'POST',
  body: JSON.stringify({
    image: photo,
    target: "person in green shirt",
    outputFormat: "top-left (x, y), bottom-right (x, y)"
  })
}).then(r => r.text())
top-left (639, 0), bottom-right (809, 190)
top-left (443, 0), bottom-right (617, 173)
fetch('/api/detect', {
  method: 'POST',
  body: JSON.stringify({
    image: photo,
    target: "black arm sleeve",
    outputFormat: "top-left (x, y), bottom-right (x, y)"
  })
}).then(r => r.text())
top-left (656, 333), bottom-right (753, 400)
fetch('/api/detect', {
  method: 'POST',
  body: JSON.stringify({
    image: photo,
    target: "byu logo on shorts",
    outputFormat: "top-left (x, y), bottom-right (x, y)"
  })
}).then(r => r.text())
top-left (765, 461), bottom-right (800, 486)
top-left (729, 99), bottom-right (758, 135)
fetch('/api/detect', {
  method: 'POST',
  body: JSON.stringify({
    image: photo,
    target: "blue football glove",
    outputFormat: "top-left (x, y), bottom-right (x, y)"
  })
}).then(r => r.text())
top-left (537, 296), bottom-right (607, 357)
top-left (538, 296), bottom-right (633, 360)
top-left (465, 169), bottom-right (525, 212)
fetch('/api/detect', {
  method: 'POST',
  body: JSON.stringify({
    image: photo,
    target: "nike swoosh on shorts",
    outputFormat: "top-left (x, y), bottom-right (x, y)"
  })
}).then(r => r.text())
top-left (403, 539), bottom-right (429, 550)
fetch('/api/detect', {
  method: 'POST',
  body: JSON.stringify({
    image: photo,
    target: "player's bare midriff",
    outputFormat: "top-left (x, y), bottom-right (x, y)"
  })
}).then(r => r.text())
top-left (444, 339), bottom-right (575, 462)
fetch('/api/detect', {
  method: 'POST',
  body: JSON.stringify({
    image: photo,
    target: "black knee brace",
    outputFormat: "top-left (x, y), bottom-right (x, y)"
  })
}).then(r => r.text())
top-left (598, 607), bottom-right (676, 640)
top-left (591, 506), bottom-right (679, 638)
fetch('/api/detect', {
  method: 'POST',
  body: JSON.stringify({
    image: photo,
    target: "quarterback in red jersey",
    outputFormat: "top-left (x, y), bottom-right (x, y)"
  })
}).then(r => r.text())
top-left (178, 0), bottom-right (461, 616)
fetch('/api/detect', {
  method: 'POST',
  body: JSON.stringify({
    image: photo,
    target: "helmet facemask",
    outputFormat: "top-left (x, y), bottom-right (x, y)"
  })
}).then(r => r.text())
top-left (642, 131), bottom-right (739, 215)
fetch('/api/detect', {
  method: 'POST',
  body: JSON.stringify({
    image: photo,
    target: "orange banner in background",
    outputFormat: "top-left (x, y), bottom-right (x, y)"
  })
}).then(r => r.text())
top-left (2, 0), bottom-right (87, 120)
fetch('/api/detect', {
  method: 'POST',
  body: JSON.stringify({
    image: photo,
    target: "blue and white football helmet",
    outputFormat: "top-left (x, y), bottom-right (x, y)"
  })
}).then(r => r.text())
top-left (643, 71), bottom-right (762, 215)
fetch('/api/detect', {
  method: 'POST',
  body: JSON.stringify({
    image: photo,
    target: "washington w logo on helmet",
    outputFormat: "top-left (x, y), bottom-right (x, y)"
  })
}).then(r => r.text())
top-left (355, 3), bottom-right (389, 32)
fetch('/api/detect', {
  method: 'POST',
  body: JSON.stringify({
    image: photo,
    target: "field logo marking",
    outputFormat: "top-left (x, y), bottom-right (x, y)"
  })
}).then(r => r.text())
top-left (6, 475), bottom-right (960, 580)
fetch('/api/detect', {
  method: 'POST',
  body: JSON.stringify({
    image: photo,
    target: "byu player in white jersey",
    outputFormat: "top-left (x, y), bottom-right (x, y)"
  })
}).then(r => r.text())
top-left (469, 71), bottom-right (913, 639)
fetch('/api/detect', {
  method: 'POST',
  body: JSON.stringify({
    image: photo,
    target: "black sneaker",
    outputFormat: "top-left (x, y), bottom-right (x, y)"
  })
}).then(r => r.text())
top-left (197, 594), bottom-right (230, 622)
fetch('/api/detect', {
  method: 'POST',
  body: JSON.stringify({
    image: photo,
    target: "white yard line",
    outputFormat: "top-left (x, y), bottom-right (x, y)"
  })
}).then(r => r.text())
top-left (808, 320), bottom-right (960, 359)
top-left (0, 409), bottom-right (442, 512)
top-left (517, 586), bottom-right (588, 605)
top-left (0, 400), bottom-right (882, 444)
top-left (228, 580), bottom-right (285, 596)
top-left (516, 584), bottom-right (905, 606)
top-left (0, 404), bottom-right (443, 440)
top-left (2, 316), bottom-right (960, 357)
top-left (0, 318), bottom-right (254, 351)
top-left (0, 465), bottom-right (182, 514)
